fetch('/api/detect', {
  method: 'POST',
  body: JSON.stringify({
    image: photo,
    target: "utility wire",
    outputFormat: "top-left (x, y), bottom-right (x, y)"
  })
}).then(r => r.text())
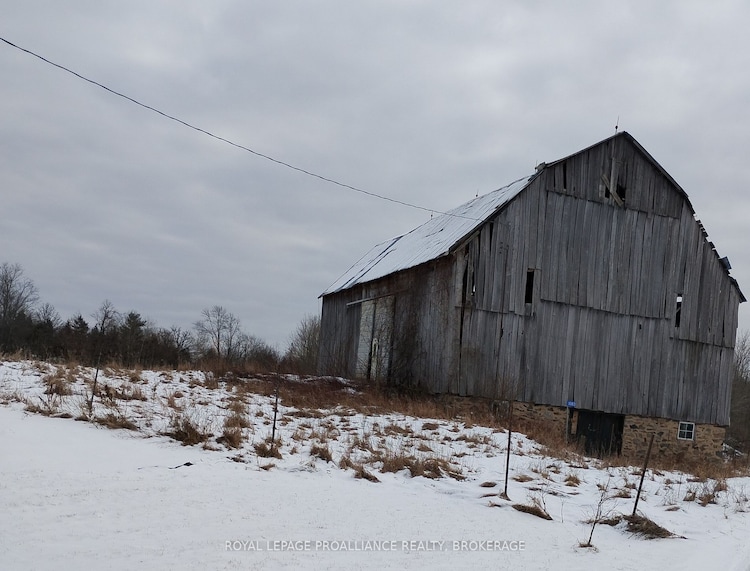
top-left (0, 35), bottom-right (480, 221)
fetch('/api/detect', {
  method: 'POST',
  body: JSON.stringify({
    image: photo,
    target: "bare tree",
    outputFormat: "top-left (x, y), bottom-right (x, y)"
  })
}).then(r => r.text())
top-left (91, 300), bottom-right (121, 339)
top-left (30, 302), bottom-right (62, 359)
top-left (167, 326), bottom-right (194, 367)
top-left (88, 300), bottom-right (120, 414)
top-left (729, 331), bottom-right (750, 454)
top-left (237, 332), bottom-right (280, 371)
top-left (35, 302), bottom-right (62, 329)
top-left (194, 306), bottom-right (242, 363)
top-left (0, 262), bottom-right (39, 351)
top-left (284, 314), bottom-right (320, 374)
top-left (735, 331), bottom-right (750, 381)
top-left (580, 476), bottom-right (616, 548)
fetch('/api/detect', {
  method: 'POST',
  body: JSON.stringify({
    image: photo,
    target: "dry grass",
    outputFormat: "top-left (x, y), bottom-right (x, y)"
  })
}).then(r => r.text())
top-left (254, 441), bottom-right (282, 459)
top-left (217, 426), bottom-right (244, 449)
top-left (384, 423), bottom-right (412, 437)
top-left (380, 451), bottom-right (463, 480)
top-left (348, 434), bottom-right (378, 455)
top-left (113, 383), bottom-right (147, 401)
top-left (454, 432), bottom-right (492, 445)
top-left (339, 455), bottom-right (381, 482)
top-left (613, 487), bottom-right (632, 498)
top-left (42, 369), bottom-right (74, 396)
top-left (519, 419), bottom-right (571, 457)
top-left (310, 443), bottom-right (333, 463)
top-left (353, 464), bottom-right (380, 482)
top-left (25, 393), bottom-right (62, 416)
top-left (224, 410), bottom-right (251, 429)
top-left (583, 510), bottom-right (623, 528)
top-left (530, 461), bottom-right (552, 480)
top-left (242, 375), bottom-right (504, 429)
top-left (95, 413), bottom-right (138, 431)
top-left (216, 400), bottom-right (253, 448)
top-left (166, 412), bottom-right (211, 446)
top-left (130, 370), bottom-right (148, 384)
top-left (564, 472), bottom-right (581, 487)
top-left (0, 388), bottom-right (25, 406)
top-left (512, 502), bottom-right (552, 520)
top-left (416, 442), bottom-right (433, 453)
top-left (380, 452), bottom-right (413, 475)
top-left (694, 479), bottom-right (727, 506)
top-left (624, 514), bottom-right (674, 539)
top-left (164, 391), bottom-right (183, 410)
top-left (226, 398), bottom-right (247, 415)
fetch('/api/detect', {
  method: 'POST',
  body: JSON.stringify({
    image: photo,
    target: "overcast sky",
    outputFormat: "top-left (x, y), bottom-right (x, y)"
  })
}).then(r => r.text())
top-left (2, 1), bottom-right (748, 349)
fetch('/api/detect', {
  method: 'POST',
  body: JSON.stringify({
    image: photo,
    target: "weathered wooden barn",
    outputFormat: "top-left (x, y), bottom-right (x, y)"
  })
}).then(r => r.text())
top-left (318, 132), bottom-right (745, 459)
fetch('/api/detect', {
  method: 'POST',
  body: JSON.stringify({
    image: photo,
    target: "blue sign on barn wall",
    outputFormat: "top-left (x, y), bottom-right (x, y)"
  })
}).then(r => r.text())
top-left (566, 401), bottom-right (576, 408)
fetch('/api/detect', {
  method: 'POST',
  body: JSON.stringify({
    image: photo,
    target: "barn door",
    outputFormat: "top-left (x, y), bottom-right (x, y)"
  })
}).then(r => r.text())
top-left (355, 296), bottom-right (394, 381)
top-left (574, 410), bottom-right (624, 457)
top-left (457, 239), bottom-right (477, 394)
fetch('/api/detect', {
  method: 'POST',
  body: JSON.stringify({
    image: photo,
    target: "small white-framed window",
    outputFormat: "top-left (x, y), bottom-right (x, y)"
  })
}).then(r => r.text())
top-left (677, 421), bottom-right (695, 441)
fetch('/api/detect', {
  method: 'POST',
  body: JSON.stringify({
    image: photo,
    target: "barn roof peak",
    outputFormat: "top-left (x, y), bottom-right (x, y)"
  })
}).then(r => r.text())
top-left (322, 133), bottom-right (743, 300)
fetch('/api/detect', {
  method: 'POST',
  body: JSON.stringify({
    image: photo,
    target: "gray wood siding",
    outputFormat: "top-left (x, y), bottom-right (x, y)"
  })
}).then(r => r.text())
top-left (452, 136), bottom-right (739, 424)
top-left (514, 304), bottom-right (734, 424)
top-left (319, 260), bottom-right (459, 391)
top-left (319, 286), bottom-right (363, 378)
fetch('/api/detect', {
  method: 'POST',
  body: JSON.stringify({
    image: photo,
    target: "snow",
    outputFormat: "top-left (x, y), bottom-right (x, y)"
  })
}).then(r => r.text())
top-left (322, 175), bottom-right (531, 295)
top-left (1, 360), bottom-right (750, 570)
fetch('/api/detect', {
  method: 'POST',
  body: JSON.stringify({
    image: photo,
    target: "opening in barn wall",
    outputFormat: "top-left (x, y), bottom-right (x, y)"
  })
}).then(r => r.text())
top-left (524, 270), bottom-right (534, 304)
top-left (354, 296), bottom-right (395, 381)
top-left (570, 409), bottom-right (625, 457)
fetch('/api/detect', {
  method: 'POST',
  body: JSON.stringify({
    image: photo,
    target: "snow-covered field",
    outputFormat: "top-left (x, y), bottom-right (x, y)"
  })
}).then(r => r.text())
top-left (1, 360), bottom-right (749, 570)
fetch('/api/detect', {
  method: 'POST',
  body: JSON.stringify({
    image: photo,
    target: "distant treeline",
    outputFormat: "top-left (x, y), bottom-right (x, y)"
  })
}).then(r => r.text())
top-left (730, 332), bottom-right (750, 455)
top-left (0, 262), bottom-right (319, 374)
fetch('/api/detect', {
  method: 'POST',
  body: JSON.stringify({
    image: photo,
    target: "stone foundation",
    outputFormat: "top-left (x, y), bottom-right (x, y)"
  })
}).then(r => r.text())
top-left (512, 401), bottom-right (569, 432)
top-left (622, 415), bottom-right (726, 462)
top-left (508, 401), bottom-right (726, 462)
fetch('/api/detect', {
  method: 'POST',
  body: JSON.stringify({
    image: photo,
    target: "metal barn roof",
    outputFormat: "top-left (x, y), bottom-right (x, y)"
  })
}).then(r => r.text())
top-left (322, 175), bottom-right (533, 295)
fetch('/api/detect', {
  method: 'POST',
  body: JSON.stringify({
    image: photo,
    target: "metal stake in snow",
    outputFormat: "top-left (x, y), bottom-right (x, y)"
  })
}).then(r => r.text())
top-left (270, 379), bottom-right (280, 452)
top-left (500, 399), bottom-right (513, 500)
top-left (632, 433), bottom-right (655, 516)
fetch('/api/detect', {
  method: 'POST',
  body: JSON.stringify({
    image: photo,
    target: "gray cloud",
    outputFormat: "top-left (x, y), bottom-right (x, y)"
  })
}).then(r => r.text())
top-left (2, 0), bottom-right (748, 347)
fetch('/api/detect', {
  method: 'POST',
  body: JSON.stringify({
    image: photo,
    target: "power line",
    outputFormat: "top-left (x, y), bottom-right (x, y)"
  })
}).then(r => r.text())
top-left (0, 35), bottom-right (479, 221)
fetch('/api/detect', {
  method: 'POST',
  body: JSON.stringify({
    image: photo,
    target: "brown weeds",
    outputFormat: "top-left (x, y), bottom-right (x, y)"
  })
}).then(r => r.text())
top-left (624, 514), bottom-right (673, 539)
top-left (512, 503), bottom-right (553, 520)
top-left (95, 413), bottom-right (138, 431)
top-left (166, 412), bottom-right (211, 446)
top-left (310, 443), bottom-right (333, 463)
top-left (254, 441), bottom-right (282, 459)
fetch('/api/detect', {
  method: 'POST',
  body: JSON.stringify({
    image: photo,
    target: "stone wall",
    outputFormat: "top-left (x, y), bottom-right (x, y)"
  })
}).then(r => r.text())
top-left (512, 401), bottom-right (569, 430)
top-left (508, 401), bottom-right (725, 462)
top-left (622, 415), bottom-right (725, 462)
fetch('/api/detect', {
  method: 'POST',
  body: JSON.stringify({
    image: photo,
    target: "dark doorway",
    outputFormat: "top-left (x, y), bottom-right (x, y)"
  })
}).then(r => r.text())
top-left (573, 410), bottom-right (624, 457)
